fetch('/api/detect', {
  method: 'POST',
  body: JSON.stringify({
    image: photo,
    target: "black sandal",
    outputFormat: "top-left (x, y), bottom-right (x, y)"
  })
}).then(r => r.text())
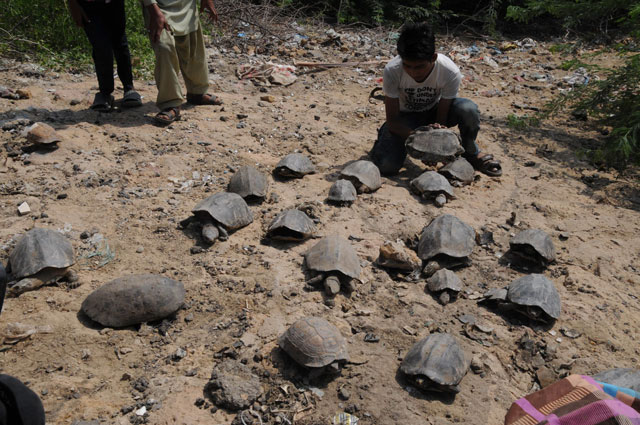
top-left (466, 153), bottom-right (503, 177)
top-left (186, 93), bottom-right (223, 106)
top-left (153, 107), bottom-right (180, 125)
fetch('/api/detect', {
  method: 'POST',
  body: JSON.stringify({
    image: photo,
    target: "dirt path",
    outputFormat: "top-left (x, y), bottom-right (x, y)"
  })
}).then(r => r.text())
top-left (1, 30), bottom-right (639, 425)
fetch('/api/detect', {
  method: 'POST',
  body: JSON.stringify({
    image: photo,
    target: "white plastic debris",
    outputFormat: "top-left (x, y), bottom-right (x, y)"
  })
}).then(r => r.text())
top-left (17, 202), bottom-right (30, 216)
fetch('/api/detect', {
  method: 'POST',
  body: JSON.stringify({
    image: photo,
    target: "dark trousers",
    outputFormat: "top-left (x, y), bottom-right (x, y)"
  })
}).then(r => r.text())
top-left (80, 0), bottom-right (134, 95)
top-left (370, 98), bottom-right (480, 175)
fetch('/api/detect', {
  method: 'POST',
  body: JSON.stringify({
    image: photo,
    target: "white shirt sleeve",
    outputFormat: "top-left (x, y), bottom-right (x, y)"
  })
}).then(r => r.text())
top-left (441, 72), bottom-right (461, 99)
top-left (383, 65), bottom-right (400, 99)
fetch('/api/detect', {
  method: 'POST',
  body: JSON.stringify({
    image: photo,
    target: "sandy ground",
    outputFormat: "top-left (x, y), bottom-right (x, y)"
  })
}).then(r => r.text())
top-left (1, 27), bottom-right (639, 425)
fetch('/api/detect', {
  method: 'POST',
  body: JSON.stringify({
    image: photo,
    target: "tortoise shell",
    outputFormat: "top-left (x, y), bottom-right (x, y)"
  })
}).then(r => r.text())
top-left (81, 274), bottom-right (185, 327)
top-left (400, 333), bottom-right (468, 393)
top-left (227, 166), bottom-right (268, 201)
top-left (439, 157), bottom-right (475, 185)
top-left (417, 214), bottom-right (475, 261)
top-left (327, 179), bottom-right (357, 204)
top-left (339, 160), bottom-right (382, 193)
top-left (305, 236), bottom-right (361, 279)
top-left (278, 316), bottom-right (349, 368)
top-left (410, 171), bottom-right (455, 199)
top-left (267, 209), bottom-right (316, 241)
top-left (192, 192), bottom-right (253, 230)
top-left (274, 153), bottom-right (316, 178)
top-left (9, 228), bottom-right (74, 279)
top-left (507, 274), bottom-right (561, 320)
top-left (405, 129), bottom-right (464, 164)
top-left (509, 229), bottom-right (556, 264)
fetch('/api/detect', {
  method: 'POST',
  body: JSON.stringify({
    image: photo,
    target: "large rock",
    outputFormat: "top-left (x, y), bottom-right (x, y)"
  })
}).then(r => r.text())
top-left (205, 360), bottom-right (263, 410)
top-left (81, 274), bottom-right (185, 327)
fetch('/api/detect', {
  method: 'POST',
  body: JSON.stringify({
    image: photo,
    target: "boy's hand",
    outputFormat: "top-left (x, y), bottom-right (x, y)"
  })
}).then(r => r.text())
top-left (146, 4), bottom-right (171, 43)
top-left (427, 123), bottom-right (445, 129)
top-left (68, 0), bottom-right (89, 28)
top-left (201, 0), bottom-right (218, 23)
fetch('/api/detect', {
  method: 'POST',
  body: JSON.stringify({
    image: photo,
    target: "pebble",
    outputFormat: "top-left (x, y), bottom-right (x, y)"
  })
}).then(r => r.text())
top-left (338, 388), bottom-right (350, 400)
top-left (17, 202), bottom-right (31, 216)
top-left (173, 347), bottom-right (187, 360)
top-left (136, 246), bottom-right (144, 253)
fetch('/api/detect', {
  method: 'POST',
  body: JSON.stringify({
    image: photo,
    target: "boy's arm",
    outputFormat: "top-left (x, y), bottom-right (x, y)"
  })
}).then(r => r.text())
top-left (384, 96), bottom-right (413, 141)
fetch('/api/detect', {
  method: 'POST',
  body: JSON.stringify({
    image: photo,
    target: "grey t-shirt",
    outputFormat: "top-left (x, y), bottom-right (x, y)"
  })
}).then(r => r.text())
top-left (383, 54), bottom-right (462, 112)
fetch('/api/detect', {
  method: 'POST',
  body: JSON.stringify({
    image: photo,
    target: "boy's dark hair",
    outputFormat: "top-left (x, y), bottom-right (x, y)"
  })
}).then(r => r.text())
top-left (397, 22), bottom-right (436, 61)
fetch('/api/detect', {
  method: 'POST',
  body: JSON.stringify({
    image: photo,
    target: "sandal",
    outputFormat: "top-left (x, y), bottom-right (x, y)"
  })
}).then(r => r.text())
top-left (153, 107), bottom-right (180, 125)
top-left (122, 90), bottom-right (142, 108)
top-left (466, 153), bottom-right (503, 177)
top-left (90, 92), bottom-right (114, 112)
top-left (186, 93), bottom-right (223, 106)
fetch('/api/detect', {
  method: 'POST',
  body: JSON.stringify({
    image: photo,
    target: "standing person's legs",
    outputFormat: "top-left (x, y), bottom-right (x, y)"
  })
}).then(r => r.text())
top-left (369, 112), bottom-right (430, 175)
top-left (152, 29), bottom-right (184, 111)
top-left (175, 26), bottom-right (209, 97)
top-left (81, 0), bottom-right (115, 108)
top-left (106, 0), bottom-right (134, 93)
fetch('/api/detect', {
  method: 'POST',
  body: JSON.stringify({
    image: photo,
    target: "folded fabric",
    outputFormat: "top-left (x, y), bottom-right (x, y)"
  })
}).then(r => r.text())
top-left (505, 374), bottom-right (640, 425)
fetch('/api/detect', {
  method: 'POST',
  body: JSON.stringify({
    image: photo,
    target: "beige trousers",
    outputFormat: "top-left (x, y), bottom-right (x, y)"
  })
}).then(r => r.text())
top-left (152, 25), bottom-right (209, 110)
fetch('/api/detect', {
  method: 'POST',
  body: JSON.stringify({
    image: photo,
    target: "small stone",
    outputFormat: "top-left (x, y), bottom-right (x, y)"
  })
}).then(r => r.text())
top-left (120, 347), bottom-right (133, 354)
top-left (121, 405), bottom-right (134, 414)
top-left (81, 349), bottom-right (91, 360)
top-left (57, 193), bottom-right (68, 200)
top-left (204, 360), bottom-right (263, 411)
top-left (470, 356), bottom-right (484, 374)
top-left (190, 246), bottom-right (205, 255)
top-left (135, 406), bottom-right (147, 416)
top-left (136, 246), bottom-right (144, 253)
top-left (17, 202), bottom-right (31, 216)
top-left (41, 389), bottom-right (48, 396)
top-left (338, 388), bottom-right (350, 400)
top-left (260, 95), bottom-right (276, 103)
top-left (377, 240), bottom-right (421, 271)
top-left (559, 232), bottom-right (569, 241)
top-left (184, 313), bottom-right (194, 322)
top-left (70, 99), bottom-right (81, 105)
top-left (536, 366), bottom-right (557, 388)
top-left (173, 347), bottom-right (187, 360)
top-left (363, 333), bottom-right (379, 343)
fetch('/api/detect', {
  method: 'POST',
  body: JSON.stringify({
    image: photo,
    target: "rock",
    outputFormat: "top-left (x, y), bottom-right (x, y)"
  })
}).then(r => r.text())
top-left (16, 88), bottom-right (32, 99)
top-left (205, 360), bottom-right (263, 411)
top-left (260, 95), bottom-right (276, 103)
top-left (22, 122), bottom-right (61, 146)
top-left (17, 202), bottom-right (31, 216)
top-left (338, 387), bottom-right (351, 400)
top-left (536, 366), bottom-right (557, 388)
top-left (376, 240), bottom-right (421, 271)
top-left (71, 421), bottom-right (100, 425)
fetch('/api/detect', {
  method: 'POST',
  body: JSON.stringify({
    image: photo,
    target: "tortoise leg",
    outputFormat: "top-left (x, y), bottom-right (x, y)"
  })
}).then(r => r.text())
top-left (343, 278), bottom-right (356, 293)
top-left (307, 274), bottom-right (324, 287)
top-left (202, 223), bottom-right (220, 244)
top-left (217, 225), bottom-right (229, 242)
top-left (7, 277), bottom-right (45, 297)
top-left (323, 275), bottom-right (341, 297)
top-left (434, 194), bottom-right (447, 207)
top-left (63, 269), bottom-right (81, 289)
top-left (438, 291), bottom-right (450, 305)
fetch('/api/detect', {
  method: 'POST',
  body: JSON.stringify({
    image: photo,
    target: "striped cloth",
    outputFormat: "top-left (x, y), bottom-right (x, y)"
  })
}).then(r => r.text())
top-left (505, 374), bottom-right (640, 425)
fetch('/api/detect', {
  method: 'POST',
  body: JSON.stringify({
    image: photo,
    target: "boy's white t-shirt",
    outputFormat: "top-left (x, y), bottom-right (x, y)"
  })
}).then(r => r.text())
top-left (383, 54), bottom-right (462, 113)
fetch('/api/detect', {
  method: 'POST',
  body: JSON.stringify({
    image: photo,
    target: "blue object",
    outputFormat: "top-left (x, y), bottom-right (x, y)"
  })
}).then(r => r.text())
top-left (596, 380), bottom-right (640, 399)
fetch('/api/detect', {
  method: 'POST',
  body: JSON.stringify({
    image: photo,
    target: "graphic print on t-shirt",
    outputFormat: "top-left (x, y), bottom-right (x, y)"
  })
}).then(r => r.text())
top-left (403, 86), bottom-right (439, 112)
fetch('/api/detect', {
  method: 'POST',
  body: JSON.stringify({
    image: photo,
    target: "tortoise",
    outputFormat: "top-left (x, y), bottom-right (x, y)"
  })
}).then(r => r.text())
top-left (405, 128), bottom-right (464, 165)
top-left (267, 209), bottom-right (316, 241)
top-left (273, 153), bottom-right (316, 178)
top-left (400, 332), bottom-right (469, 393)
top-left (410, 171), bottom-right (455, 207)
top-left (21, 122), bottom-right (62, 149)
top-left (278, 316), bottom-right (349, 374)
top-left (509, 229), bottom-right (556, 266)
top-left (426, 269), bottom-right (463, 305)
top-left (185, 192), bottom-right (253, 244)
top-left (227, 166), bottom-right (268, 202)
top-left (327, 179), bottom-right (357, 206)
top-left (305, 236), bottom-right (361, 297)
top-left (0, 264), bottom-right (7, 313)
top-left (418, 214), bottom-right (475, 275)
top-left (482, 274), bottom-right (561, 323)
top-left (5, 228), bottom-right (78, 297)
top-left (81, 274), bottom-right (185, 327)
top-left (439, 157), bottom-right (475, 186)
top-left (339, 160), bottom-right (382, 193)
top-left (593, 368), bottom-right (640, 392)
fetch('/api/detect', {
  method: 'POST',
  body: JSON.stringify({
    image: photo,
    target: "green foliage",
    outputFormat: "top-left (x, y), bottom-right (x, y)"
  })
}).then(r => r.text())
top-left (543, 53), bottom-right (640, 167)
top-left (506, 0), bottom-right (638, 34)
top-left (0, 0), bottom-right (153, 76)
top-left (507, 113), bottom-right (540, 130)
